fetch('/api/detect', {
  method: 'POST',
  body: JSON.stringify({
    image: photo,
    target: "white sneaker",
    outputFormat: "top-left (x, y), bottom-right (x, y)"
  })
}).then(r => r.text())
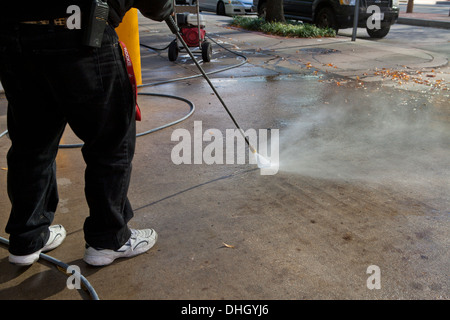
top-left (9, 224), bottom-right (67, 266)
top-left (83, 228), bottom-right (158, 266)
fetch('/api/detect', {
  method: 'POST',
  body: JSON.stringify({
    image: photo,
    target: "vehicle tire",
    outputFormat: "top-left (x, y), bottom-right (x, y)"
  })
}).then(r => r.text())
top-left (168, 40), bottom-right (178, 62)
top-left (258, 1), bottom-right (267, 19)
top-left (366, 26), bottom-right (391, 38)
top-left (201, 41), bottom-right (212, 62)
top-left (216, 1), bottom-right (226, 16)
top-left (315, 7), bottom-right (338, 32)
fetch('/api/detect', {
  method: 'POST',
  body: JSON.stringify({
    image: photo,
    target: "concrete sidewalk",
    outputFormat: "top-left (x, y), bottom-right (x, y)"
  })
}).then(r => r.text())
top-left (142, 13), bottom-right (448, 94)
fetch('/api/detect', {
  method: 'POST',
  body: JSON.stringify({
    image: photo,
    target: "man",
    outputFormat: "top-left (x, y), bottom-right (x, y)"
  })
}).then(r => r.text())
top-left (0, 0), bottom-right (173, 266)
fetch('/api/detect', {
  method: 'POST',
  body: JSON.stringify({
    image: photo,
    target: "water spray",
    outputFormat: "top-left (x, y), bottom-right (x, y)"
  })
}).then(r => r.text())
top-left (165, 16), bottom-right (272, 169)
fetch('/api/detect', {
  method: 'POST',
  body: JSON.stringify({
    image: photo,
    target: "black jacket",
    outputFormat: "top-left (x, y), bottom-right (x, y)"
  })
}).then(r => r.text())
top-left (0, 0), bottom-right (173, 26)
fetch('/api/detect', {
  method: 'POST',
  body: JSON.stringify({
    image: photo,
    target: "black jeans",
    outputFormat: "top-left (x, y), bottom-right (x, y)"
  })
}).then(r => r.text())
top-left (0, 23), bottom-right (135, 255)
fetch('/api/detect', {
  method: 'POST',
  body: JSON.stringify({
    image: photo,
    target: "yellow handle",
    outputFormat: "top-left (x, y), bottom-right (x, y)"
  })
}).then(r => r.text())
top-left (115, 8), bottom-right (142, 85)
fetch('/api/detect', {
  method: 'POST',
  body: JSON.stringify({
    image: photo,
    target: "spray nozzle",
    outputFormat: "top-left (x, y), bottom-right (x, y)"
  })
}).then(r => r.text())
top-left (251, 148), bottom-right (272, 169)
top-left (255, 153), bottom-right (272, 169)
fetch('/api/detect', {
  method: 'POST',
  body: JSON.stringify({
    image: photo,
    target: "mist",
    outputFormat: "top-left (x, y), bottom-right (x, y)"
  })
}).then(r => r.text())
top-left (278, 93), bottom-right (450, 191)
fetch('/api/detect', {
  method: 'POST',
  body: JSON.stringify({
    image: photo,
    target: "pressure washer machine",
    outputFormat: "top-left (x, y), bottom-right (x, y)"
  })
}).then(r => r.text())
top-left (168, 1), bottom-right (212, 62)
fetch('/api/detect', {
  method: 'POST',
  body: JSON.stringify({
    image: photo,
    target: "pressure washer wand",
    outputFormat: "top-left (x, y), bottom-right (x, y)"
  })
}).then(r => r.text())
top-left (165, 16), bottom-right (257, 154)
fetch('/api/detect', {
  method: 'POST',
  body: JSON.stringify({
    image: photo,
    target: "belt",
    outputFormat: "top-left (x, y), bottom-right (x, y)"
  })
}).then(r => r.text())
top-left (21, 17), bottom-right (68, 27)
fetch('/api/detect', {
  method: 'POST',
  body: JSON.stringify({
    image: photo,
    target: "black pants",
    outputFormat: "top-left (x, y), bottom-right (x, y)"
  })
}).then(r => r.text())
top-left (0, 23), bottom-right (135, 255)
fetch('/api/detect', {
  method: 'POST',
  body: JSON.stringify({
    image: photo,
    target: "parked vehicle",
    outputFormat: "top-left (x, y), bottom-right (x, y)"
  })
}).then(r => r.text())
top-left (199, 0), bottom-right (256, 16)
top-left (176, 0), bottom-right (196, 4)
top-left (253, 0), bottom-right (399, 38)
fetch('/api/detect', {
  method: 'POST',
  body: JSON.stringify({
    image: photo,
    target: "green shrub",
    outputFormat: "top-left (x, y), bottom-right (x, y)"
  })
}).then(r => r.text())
top-left (231, 16), bottom-right (336, 38)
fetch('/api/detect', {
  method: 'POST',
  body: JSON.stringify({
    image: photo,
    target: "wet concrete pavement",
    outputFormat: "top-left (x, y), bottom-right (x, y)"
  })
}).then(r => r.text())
top-left (0, 13), bottom-right (449, 300)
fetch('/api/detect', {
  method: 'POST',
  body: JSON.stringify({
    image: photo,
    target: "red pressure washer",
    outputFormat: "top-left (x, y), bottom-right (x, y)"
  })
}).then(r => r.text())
top-left (168, 1), bottom-right (212, 62)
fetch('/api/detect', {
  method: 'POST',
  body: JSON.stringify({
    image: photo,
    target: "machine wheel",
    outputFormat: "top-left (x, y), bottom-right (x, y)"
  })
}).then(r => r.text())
top-left (201, 41), bottom-right (212, 62)
top-left (216, 1), bottom-right (226, 16)
top-left (168, 40), bottom-right (179, 61)
top-left (366, 26), bottom-right (391, 38)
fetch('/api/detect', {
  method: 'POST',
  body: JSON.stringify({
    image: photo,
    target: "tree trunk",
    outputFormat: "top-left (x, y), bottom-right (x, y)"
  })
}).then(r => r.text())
top-left (265, 0), bottom-right (285, 22)
top-left (406, 0), bottom-right (414, 13)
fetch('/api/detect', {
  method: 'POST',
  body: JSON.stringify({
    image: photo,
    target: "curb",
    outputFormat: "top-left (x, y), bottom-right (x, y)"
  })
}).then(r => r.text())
top-left (397, 17), bottom-right (450, 29)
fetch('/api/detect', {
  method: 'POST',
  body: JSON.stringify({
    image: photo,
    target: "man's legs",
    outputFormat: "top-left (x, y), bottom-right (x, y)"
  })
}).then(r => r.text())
top-left (2, 23), bottom-right (152, 263)
top-left (1, 23), bottom-right (133, 254)
top-left (45, 25), bottom-right (136, 250)
top-left (0, 26), bottom-right (67, 255)
top-left (70, 43), bottom-right (136, 250)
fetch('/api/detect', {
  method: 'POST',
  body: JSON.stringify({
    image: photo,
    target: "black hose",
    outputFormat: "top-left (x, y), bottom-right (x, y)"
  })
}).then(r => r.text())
top-left (0, 236), bottom-right (100, 300)
top-left (136, 92), bottom-right (195, 137)
top-left (58, 34), bottom-right (247, 148)
top-left (58, 92), bottom-right (195, 148)
top-left (138, 34), bottom-right (248, 88)
top-left (140, 42), bottom-right (171, 51)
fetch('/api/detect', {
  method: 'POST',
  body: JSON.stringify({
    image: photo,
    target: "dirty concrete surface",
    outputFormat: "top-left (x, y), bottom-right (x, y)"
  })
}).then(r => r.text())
top-left (0, 12), bottom-right (449, 301)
